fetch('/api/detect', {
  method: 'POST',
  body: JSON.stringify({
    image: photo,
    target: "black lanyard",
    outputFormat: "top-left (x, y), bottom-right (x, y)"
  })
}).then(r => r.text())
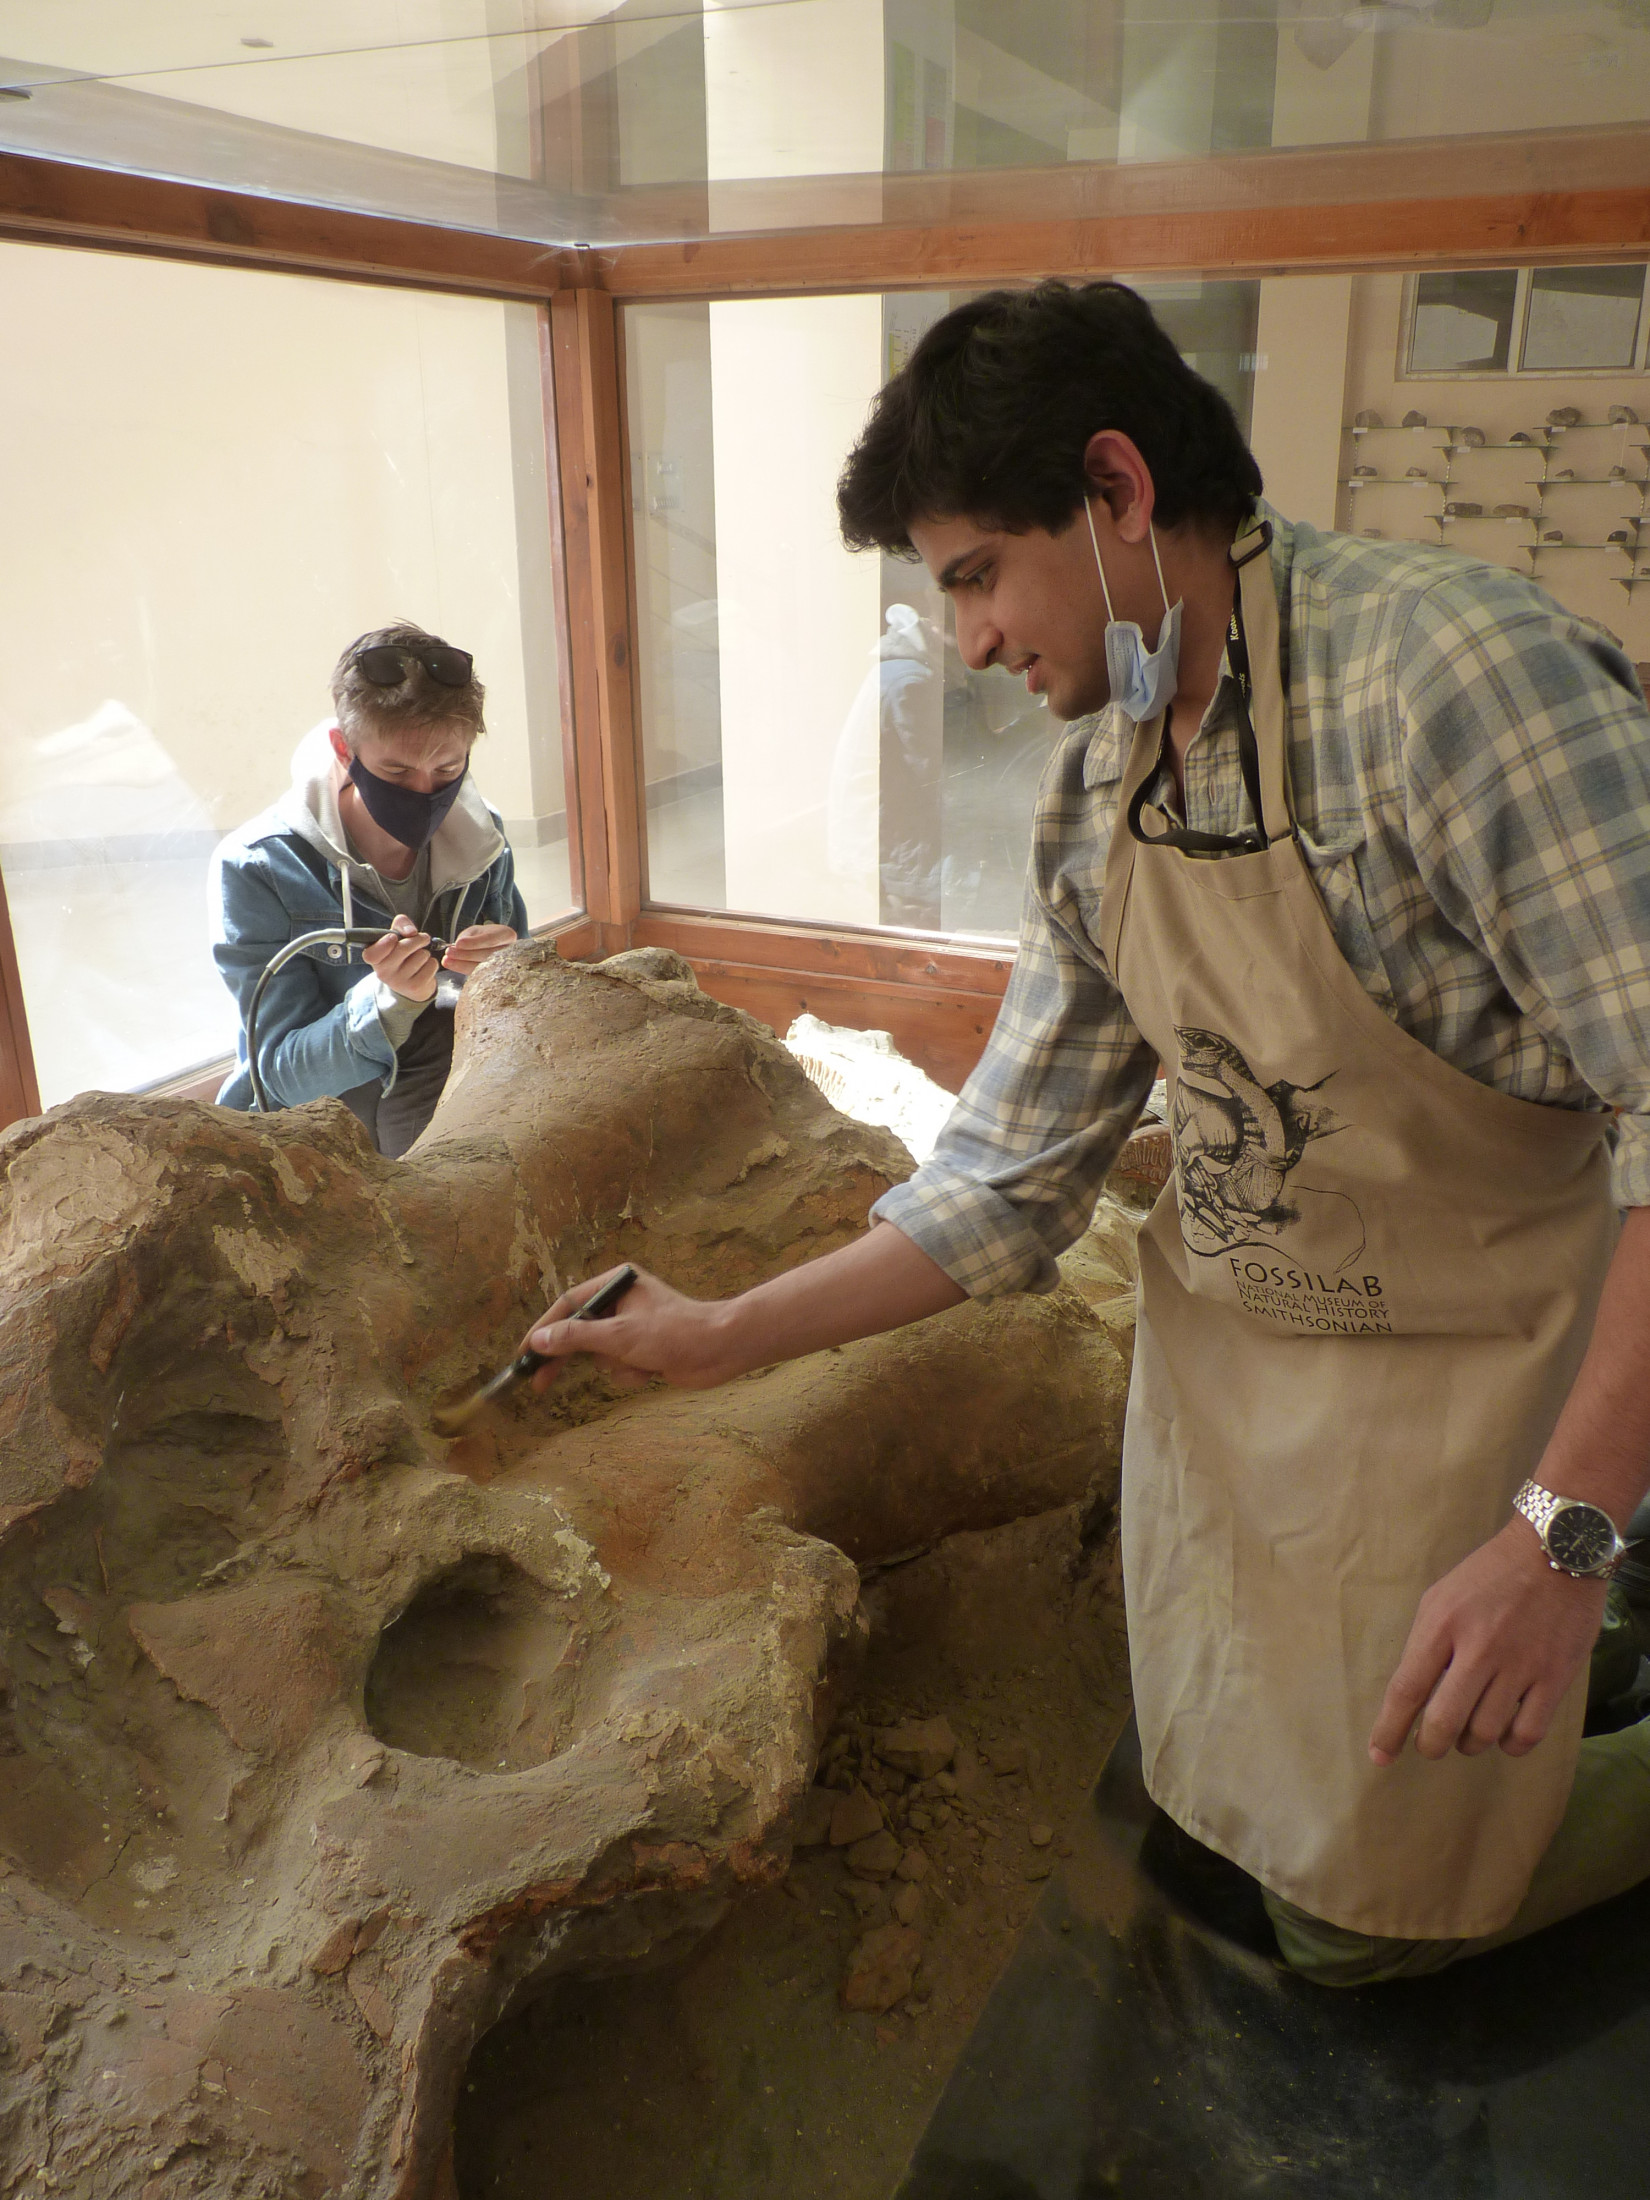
top-left (1125, 521), bottom-right (1275, 857)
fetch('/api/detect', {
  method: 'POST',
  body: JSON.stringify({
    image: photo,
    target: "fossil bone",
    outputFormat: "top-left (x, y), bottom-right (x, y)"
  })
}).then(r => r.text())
top-left (0, 943), bottom-right (1131, 2197)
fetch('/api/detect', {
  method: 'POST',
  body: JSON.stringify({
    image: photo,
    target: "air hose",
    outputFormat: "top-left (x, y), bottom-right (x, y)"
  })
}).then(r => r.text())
top-left (245, 926), bottom-right (448, 1114)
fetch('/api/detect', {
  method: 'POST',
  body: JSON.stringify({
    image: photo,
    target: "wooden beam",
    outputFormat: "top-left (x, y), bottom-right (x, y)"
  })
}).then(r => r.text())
top-left (537, 305), bottom-right (589, 921)
top-left (138, 1061), bottom-right (231, 1105)
top-left (547, 287), bottom-right (645, 946)
top-left (601, 187), bottom-right (1650, 299)
top-left (0, 148), bottom-right (573, 299)
top-left (598, 125), bottom-right (1650, 295)
top-left (632, 911), bottom-right (1012, 993)
top-left (627, 912), bottom-right (1013, 1092)
top-left (683, 965), bottom-right (1000, 1093)
top-left (5, 126), bottom-right (1645, 309)
top-left (0, 865), bottom-right (42, 1130)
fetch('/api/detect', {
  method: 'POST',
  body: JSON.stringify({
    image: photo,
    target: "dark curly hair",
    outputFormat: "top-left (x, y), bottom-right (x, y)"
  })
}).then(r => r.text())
top-left (838, 280), bottom-right (1262, 554)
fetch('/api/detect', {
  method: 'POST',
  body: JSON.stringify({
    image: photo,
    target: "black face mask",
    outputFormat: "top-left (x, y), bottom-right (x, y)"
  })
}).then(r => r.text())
top-left (346, 754), bottom-right (467, 852)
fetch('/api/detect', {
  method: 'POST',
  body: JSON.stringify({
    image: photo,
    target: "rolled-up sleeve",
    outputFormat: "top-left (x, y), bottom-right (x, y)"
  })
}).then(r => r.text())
top-left (872, 726), bottom-right (1157, 1294)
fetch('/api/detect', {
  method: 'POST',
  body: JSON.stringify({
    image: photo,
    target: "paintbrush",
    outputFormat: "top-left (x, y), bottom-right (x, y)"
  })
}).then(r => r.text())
top-left (431, 1265), bottom-right (640, 1437)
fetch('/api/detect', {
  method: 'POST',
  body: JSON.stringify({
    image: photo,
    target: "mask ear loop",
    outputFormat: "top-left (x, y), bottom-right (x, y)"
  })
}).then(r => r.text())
top-left (1147, 523), bottom-right (1171, 626)
top-left (1086, 498), bottom-right (1171, 631)
top-left (1084, 497), bottom-right (1118, 624)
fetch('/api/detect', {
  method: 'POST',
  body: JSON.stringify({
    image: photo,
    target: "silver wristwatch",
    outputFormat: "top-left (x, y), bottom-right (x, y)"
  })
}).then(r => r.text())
top-left (1512, 1478), bottom-right (1627, 1579)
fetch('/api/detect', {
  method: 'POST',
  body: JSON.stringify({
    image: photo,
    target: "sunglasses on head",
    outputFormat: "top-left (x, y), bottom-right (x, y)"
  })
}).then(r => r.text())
top-left (355, 642), bottom-right (474, 688)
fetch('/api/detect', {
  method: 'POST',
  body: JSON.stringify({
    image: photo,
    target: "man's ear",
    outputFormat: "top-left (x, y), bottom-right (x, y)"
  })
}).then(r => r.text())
top-left (1082, 430), bottom-right (1156, 544)
top-left (327, 724), bottom-right (353, 770)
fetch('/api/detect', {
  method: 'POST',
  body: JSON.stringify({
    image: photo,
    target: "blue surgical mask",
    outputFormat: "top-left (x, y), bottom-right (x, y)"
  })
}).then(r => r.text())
top-left (1085, 501), bottom-right (1183, 723)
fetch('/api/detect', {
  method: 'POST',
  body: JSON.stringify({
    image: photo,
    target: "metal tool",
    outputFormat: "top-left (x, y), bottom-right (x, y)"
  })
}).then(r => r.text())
top-left (244, 926), bottom-right (449, 1113)
top-left (431, 1265), bottom-right (640, 1437)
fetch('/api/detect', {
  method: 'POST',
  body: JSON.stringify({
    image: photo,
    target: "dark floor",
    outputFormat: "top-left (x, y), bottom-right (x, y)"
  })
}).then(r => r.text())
top-left (900, 1718), bottom-right (1650, 2200)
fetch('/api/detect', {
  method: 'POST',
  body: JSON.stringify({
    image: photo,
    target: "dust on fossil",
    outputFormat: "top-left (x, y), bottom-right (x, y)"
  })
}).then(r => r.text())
top-left (455, 1499), bottom-right (1130, 2200)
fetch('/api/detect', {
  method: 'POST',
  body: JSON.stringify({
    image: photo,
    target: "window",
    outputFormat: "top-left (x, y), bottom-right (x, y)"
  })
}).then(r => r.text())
top-left (1523, 265), bottom-right (1648, 374)
top-left (0, 244), bottom-right (569, 1109)
top-left (627, 280), bottom-right (1257, 938)
top-left (1406, 267), bottom-right (1649, 380)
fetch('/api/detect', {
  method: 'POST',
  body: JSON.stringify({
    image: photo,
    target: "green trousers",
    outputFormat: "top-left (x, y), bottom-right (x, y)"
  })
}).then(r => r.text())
top-left (1266, 1708), bottom-right (1650, 1988)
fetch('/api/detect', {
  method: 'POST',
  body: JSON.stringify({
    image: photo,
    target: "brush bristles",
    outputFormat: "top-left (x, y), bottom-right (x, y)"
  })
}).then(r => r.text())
top-left (430, 1396), bottom-right (484, 1438)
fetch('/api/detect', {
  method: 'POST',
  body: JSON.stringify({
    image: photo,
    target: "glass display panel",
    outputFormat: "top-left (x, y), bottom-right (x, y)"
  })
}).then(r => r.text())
top-left (0, 241), bottom-right (569, 1109)
top-left (1408, 270), bottom-right (1520, 375)
top-left (2, 4), bottom-right (1646, 248)
top-left (1522, 265), bottom-right (1647, 374)
top-left (1331, 267), bottom-right (1650, 675)
top-left (628, 280), bottom-right (1257, 936)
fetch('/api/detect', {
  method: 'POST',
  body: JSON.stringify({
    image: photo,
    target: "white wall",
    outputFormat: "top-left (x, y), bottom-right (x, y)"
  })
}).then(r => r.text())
top-left (703, 0), bottom-right (887, 184)
top-left (1246, 27), bottom-right (1373, 530)
top-left (0, 0), bottom-right (578, 174)
top-left (0, 240), bottom-right (559, 844)
top-left (703, 0), bottom-right (887, 925)
top-left (709, 294), bottom-right (886, 924)
top-left (1249, 278), bottom-right (1356, 532)
top-left (1340, 273), bottom-right (1650, 663)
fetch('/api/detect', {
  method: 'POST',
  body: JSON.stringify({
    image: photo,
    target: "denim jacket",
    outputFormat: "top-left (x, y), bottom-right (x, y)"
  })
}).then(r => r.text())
top-left (210, 723), bottom-right (528, 1111)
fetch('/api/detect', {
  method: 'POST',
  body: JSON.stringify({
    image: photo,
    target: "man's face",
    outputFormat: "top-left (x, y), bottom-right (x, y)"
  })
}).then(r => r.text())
top-left (332, 722), bottom-right (473, 796)
top-left (910, 510), bottom-right (1114, 722)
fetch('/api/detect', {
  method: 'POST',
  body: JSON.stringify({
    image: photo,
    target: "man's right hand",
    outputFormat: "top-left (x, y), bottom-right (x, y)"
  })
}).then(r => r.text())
top-left (527, 1268), bottom-right (747, 1393)
top-left (521, 1224), bottom-right (969, 1397)
top-left (362, 914), bottom-right (439, 1002)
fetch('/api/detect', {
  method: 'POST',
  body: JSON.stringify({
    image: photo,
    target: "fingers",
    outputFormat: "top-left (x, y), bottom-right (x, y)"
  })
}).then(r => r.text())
top-left (1368, 1637), bottom-right (1446, 1766)
top-left (362, 917), bottom-right (438, 1001)
top-left (1502, 1683), bottom-right (1562, 1758)
top-left (515, 1266), bottom-right (737, 1396)
top-left (1377, 1654), bottom-right (1567, 1766)
top-left (519, 1267), bottom-right (644, 1386)
top-left (1450, 1676), bottom-right (1527, 1759)
top-left (1371, 1528), bottom-right (1607, 1769)
top-left (535, 1265), bottom-right (634, 1336)
top-left (525, 1341), bottom-right (635, 1394)
top-left (441, 924), bottom-right (517, 973)
top-left (1411, 1651), bottom-right (1506, 1760)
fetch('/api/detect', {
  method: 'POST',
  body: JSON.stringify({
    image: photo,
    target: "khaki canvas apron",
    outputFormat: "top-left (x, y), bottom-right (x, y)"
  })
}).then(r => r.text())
top-left (1096, 529), bottom-right (1620, 1938)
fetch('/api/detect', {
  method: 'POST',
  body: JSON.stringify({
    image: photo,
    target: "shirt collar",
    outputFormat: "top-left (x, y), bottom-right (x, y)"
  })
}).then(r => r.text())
top-left (1079, 500), bottom-right (1292, 789)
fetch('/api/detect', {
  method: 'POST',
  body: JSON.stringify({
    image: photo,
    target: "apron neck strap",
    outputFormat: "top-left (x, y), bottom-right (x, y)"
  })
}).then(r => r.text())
top-left (1228, 519), bottom-right (1293, 847)
top-left (1124, 516), bottom-right (1290, 856)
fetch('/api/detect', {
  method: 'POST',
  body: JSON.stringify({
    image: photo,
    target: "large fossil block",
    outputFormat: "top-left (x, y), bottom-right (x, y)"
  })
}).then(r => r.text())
top-left (0, 943), bottom-right (1131, 2198)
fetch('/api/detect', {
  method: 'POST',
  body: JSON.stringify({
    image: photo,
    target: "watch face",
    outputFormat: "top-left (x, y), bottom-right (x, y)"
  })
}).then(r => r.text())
top-left (1547, 1502), bottom-right (1619, 1575)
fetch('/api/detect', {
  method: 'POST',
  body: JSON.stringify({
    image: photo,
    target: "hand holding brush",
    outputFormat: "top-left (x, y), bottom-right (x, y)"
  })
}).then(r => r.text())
top-left (431, 1265), bottom-right (639, 1436)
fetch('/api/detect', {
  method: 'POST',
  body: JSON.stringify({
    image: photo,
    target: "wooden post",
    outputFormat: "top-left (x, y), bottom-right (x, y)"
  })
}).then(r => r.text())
top-left (0, 865), bottom-right (42, 1130)
top-left (548, 284), bottom-right (644, 952)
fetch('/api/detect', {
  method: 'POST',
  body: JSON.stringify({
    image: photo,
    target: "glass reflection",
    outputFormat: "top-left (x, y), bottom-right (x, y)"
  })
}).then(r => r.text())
top-left (1411, 269), bottom-right (1521, 374)
top-left (1523, 265), bottom-right (1648, 373)
top-left (629, 279), bottom-right (1256, 936)
top-left (0, 241), bottom-right (569, 1107)
top-left (1, 3), bottom-right (1644, 241)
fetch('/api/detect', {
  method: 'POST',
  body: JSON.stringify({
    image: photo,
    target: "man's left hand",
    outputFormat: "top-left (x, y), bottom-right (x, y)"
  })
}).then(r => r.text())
top-left (440, 924), bottom-right (517, 976)
top-left (1369, 1521), bottom-right (1607, 1766)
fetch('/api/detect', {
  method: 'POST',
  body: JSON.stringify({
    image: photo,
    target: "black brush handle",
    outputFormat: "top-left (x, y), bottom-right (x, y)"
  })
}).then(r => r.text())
top-left (513, 1264), bottom-right (640, 1377)
top-left (570, 1264), bottom-right (640, 1323)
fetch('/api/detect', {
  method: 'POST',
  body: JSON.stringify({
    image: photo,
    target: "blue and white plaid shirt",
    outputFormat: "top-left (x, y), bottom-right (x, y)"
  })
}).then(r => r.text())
top-left (874, 507), bottom-right (1650, 1295)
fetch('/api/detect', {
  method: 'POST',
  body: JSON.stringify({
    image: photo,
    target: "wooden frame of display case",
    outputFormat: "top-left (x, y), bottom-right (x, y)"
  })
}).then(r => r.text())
top-left (1, 125), bottom-right (1647, 1115)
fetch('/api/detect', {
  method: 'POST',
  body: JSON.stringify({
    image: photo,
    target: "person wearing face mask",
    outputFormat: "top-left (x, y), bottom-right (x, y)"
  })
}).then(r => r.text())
top-left (502, 280), bottom-right (1650, 1989)
top-left (210, 624), bottom-right (526, 1155)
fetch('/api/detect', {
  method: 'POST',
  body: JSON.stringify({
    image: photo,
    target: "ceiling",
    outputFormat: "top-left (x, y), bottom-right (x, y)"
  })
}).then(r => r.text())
top-left (0, 1), bottom-right (1645, 246)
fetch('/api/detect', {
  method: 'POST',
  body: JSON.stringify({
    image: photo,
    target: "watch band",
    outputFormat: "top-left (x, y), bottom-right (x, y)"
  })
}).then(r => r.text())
top-left (1513, 1478), bottom-right (1565, 1542)
top-left (1512, 1478), bottom-right (1626, 1577)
